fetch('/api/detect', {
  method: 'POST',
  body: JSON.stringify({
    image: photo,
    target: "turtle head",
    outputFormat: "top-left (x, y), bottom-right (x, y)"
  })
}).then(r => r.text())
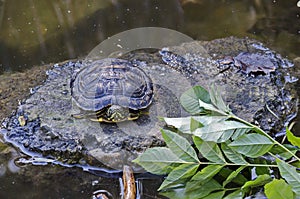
top-left (105, 105), bottom-right (129, 122)
top-left (96, 105), bottom-right (138, 123)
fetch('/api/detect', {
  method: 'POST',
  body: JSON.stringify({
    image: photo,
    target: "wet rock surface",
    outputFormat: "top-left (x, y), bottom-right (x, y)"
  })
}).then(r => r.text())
top-left (0, 65), bottom-right (50, 120)
top-left (1, 37), bottom-right (298, 170)
top-left (199, 37), bottom-right (297, 136)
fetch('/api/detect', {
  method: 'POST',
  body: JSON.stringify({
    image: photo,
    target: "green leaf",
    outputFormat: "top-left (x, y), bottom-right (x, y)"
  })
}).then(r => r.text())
top-left (264, 179), bottom-right (294, 199)
top-left (163, 116), bottom-right (227, 134)
top-left (277, 159), bottom-right (300, 195)
top-left (201, 191), bottom-right (225, 199)
top-left (132, 147), bottom-right (184, 175)
top-left (193, 116), bottom-right (228, 126)
top-left (223, 190), bottom-right (244, 199)
top-left (163, 117), bottom-right (194, 134)
top-left (228, 134), bottom-right (274, 158)
top-left (193, 136), bottom-right (226, 163)
top-left (158, 164), bottom-right (199, 191)
top-left (223, 165), bottom-right (246, 187)
top-left (219, 129), bottom-right (235, 142)
top-left (191, 165), bottom-right (224, 181)
top-left (186, 178), bottom-right (223, 198)
top-left (209, 84), bottom-right (231, 113)
top-left (160, 188), bottom-right (186, 199)
top-left (241, 174), bottom-right (272, 192)
top-left (194, 120), bottom-right (252, 143)
top-left (180, 85), bottom-right (211, 114)
top-left (185, 166), bottom-right (223, 198)
top-left (252, 158), bottom-right (270, 176)
top-left (198, 99), bottom-right (225, 115)
top-left (291, 161), bottom-right (300, 168)
top-left (286, 127), bottom-right (300, 148)
top-left (231, 128), bottom-right (250, 140)
top-left (221, 142), bottom-right (248, 164)
top-left (219, 168), bottom-right (248, 186)
top-left (190, 117), bottom-right (204, 132)
top-left (270, 144), bottom-right (298, 160)
top-left (161, 129), bottom-right (199, 163)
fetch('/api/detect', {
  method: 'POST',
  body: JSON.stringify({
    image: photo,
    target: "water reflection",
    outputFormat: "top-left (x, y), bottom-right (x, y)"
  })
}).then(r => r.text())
top-left (0, 138), bottom-right (20, 176)
top-left (0, 0), bottom-right (184, 73)
top-left (0, 0), bottom-right (299, 74)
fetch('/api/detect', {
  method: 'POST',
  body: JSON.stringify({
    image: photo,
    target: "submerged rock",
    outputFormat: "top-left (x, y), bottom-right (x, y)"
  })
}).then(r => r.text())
top-left (1, 37), bottom-right (298, 171)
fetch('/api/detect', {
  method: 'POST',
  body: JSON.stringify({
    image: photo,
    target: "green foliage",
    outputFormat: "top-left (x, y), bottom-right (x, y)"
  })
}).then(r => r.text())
top-left (286, 127), bottom-right (300, 148)
top-left (223, 190), bottom-right (244, 199)
top-left (132, 147), bottom-right (183, 175)
top-left (161, 129), bottom-right (199, 163)
top-left (228, 134), bottom-right (274, 158)
top-left (276, 159), bottom-right (300, 195)
top-left (264, 179), bottom-right (294, 199)
top-left (193, 136), bottom-right (226, 163)
top-left (241, 174), bottom-right (272, 192)
top-left (158, 164), bottom-right (199, 191)
top-left (221, 142), bottom-right (248, 164)
top-left (180, 85), bottom-right (211, 114)
top-left (134, 85), bottom-right (300, 198)
top-left (222, 166), bottom-right (246, 186)
top-left (194, 120), bottom-right (251, 142)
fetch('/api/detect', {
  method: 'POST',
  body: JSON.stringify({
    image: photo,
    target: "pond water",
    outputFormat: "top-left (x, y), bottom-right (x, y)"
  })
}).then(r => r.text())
top-left (0, 0), bottom-right (299, 198)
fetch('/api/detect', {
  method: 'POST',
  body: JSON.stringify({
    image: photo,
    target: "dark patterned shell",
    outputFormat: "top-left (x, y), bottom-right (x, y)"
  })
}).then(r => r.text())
top-left (71, 58), bottom-right (153, 111)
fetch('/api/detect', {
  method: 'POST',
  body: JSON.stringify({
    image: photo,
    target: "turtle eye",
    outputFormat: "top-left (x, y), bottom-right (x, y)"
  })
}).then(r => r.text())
top-left (106, 108), bottom-right (115, 119)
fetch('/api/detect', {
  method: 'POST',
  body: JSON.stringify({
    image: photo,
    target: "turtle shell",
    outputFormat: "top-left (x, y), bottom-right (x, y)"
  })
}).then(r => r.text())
top-left (71, 58), bottom-right (154, 111)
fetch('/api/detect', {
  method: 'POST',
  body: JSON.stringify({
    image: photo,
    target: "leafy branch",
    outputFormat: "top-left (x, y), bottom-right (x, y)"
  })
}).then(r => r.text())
top-left (133, 85), bottom-right (300, 199)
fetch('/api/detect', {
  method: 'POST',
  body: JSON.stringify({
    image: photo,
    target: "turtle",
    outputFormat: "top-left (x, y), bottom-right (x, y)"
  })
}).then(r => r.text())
top-left (70, 58), bottom-right (154, 123)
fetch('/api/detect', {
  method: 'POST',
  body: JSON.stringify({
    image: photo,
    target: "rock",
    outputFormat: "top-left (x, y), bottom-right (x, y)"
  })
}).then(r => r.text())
top-left (1, 37), bottom-right (297, 171)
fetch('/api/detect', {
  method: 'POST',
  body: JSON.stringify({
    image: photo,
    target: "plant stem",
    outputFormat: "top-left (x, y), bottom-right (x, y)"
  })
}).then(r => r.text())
top-left (229, 114), bottom-right (300, 162)
top-left (225, 187), bottom-right (241, 191)
top-left (199, 161), bottom-right (278, 168)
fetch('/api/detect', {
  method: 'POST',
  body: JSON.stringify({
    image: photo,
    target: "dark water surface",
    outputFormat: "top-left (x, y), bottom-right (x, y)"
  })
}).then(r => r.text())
top-left (0, 0), bottom-right (300, 198)
top-left (1, 0), bottom-right (299, 73)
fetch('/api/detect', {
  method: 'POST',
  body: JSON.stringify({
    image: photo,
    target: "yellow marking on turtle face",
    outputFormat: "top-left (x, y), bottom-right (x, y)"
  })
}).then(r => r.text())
top-left (89, 112), bottom-right (140, 123)
top-left (90, 117), bottom-right (116, 123)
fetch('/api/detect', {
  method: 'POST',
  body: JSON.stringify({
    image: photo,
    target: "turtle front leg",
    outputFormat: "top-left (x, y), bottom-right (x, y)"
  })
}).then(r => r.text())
top-left (72, 110), bottom-right (104, 120)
